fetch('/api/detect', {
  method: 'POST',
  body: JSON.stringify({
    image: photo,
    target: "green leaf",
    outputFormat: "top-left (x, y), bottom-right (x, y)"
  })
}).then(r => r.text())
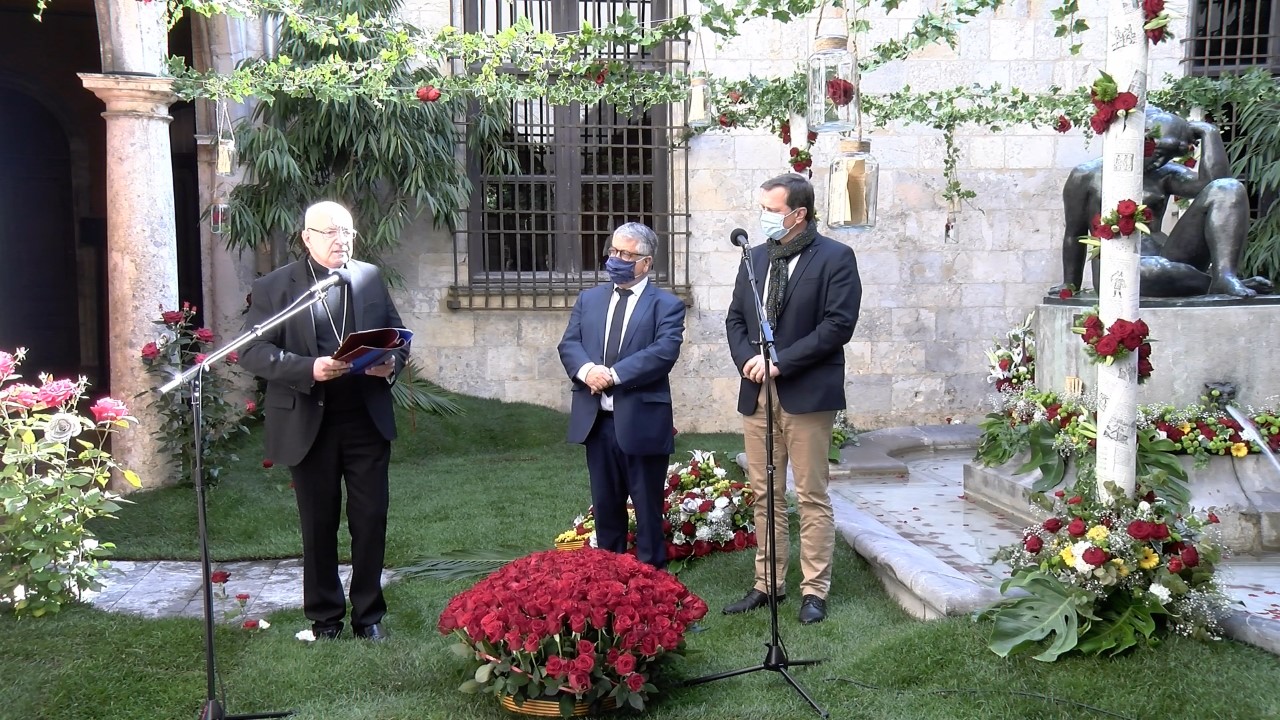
top-left (986, 570), bottom-right (1097, 661)
top-left (458, 679), bottom-right (482, 694)
top-left (1077, 595), bottom-right (1160, 656)
top-left (398, 548), bottom-right (525, 581)
top-left (475, 663), bottom-right (493, 683)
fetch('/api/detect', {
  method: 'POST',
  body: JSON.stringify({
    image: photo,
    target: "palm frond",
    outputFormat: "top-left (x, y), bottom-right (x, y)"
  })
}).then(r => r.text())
top-left (391, 360), bottom-right (465, 417)
top-left (399, 548), bottom-right (527, 581)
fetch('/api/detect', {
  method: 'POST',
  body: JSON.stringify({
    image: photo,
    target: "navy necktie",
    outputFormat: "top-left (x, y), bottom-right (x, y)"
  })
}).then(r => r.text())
top-left (603, 288), bottom-right (634, 367)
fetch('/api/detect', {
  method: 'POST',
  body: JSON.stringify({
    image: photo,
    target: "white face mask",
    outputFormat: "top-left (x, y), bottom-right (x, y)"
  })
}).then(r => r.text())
top-left (760, 208), bottom-right (798, 241)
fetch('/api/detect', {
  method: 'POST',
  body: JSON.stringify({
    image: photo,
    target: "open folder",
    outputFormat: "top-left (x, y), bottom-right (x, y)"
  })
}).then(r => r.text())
top-left (332, 328), bottom-right (414, 373)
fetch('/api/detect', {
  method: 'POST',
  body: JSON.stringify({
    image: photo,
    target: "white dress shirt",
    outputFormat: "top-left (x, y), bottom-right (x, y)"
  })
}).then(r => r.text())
top-left (576, 276), bottom-right (650, 411)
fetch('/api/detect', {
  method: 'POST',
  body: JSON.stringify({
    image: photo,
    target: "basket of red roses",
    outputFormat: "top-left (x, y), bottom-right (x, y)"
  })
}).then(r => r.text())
top-left (438, 548), bottom-right (708, 718)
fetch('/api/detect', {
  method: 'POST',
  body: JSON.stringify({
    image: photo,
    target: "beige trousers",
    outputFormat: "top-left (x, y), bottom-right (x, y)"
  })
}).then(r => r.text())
top-left (741, 384), bottom-right (836, 599)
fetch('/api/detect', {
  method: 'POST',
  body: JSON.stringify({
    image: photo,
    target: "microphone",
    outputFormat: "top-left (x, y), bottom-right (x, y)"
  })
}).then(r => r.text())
top-left (307, 267), bottom-right (352, 294)
top-left (730, 228), bottom-right (749, 247)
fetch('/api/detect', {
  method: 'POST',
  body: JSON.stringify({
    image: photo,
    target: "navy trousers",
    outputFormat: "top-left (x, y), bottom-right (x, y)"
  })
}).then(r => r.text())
top-left (584, 414), bottom-right (669, 569)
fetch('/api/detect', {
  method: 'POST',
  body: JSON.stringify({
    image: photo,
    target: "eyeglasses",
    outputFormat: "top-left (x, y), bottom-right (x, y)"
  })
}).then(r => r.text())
top-left (307, 227), bottom-right (357, 240)
top-left (606, 247), bottom-right (650, 262)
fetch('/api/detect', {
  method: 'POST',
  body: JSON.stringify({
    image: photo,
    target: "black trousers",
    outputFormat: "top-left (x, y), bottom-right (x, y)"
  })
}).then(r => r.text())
top-left (290, 405), bottom-right (391, 631)
top-left (585, 414), bottom-right (669, 570)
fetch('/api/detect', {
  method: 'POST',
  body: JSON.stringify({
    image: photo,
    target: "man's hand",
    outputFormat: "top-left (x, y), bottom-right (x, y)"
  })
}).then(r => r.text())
top-left (741, 355), bottom-right (780, 384)
top-left (313, 356), bottom-right (352, 382)
top-left (585, 366), bottom-right (614, 394)
top-left (364, 356), bottom-right (396, 378)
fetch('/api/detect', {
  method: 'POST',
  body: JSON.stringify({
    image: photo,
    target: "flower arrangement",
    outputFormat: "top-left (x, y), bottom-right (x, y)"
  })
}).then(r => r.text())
top-left (985, 313), bottom-right (1036, 393)
top-left (1088, 199), bottom-right (1153, 240)
top-left (985, 484), bottom-right (1230, 660)
top-left (830, 409), bottom-right (857, 462)
top-left (1072, 308), bottom-right (1153, 382)
top-left (437, 548), bottom-right (708, 715)
top-left (1088, 72), bottom-right (1138, 135)
top-left (140, 303), bottom-right (257, 485)
top-left (0, 347), bottom-right (138, 618)
top-left (556, 451), bottom-right (756, 562)
top-left (1143, 0), bottom-right (1173, 45)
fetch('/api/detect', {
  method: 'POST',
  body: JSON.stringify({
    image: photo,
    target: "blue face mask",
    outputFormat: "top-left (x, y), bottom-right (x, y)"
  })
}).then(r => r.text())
top-left (605, 256), bottom-right (638, 284)
top-left (760, 208), bottom-right (799, 241)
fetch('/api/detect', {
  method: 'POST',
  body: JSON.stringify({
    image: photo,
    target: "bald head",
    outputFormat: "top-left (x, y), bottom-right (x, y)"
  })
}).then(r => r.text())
top-left (302, 201), bottom-right (355, 269)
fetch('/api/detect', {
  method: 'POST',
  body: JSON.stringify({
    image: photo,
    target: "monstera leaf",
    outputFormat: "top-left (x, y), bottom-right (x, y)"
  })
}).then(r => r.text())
top-left (986, 570), bottom-right (1098, 662)
top-left (1017, 421), bottom-right (1067, 492)
top-left (1077, 594), bottom-right (1162, 656)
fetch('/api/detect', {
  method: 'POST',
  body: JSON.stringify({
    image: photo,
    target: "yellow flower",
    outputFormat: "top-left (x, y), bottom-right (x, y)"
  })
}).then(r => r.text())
top-left (1059, 546), bottom-right (1075, 567)
top-left (1111, 558), bottom-right (1129, 577)
top-left (1179, 422), bottom-right (1192, 434)
top-left (1231, 442), bottom-right (1249, 458)
top-left (1138, 547), bottom-right (1159, 570)
top-left (1086, 525), bottom-right (1109, 542)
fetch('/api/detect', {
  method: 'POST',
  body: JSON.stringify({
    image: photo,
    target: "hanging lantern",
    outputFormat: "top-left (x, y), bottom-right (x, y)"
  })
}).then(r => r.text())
top-left (807, 35), bottom-right (858, 133)
top-left (215, 138), bottom-right (237, 177)
top-left (827, 139), bottom-right (879, 229)
top-left (210, 199), bottom-right (228, 235)
top-left (687, 75), bottom-right (711, 129)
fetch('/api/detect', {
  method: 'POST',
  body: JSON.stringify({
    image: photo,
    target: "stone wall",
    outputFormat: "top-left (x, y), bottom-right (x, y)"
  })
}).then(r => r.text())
top-left (232, 0), bottom-right (1192, 433)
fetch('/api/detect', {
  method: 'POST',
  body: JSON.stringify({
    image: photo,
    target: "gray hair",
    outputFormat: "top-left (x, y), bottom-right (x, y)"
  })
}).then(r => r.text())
top-left (613, 222), bottom-right (658, 257)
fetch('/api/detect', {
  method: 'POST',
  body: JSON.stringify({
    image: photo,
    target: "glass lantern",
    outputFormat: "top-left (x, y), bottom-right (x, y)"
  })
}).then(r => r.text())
top-left (215, 137), bottom-right (237, 177)
top-left (807, 35), bottom-right (858, 133)
top-left (210, 199), bottom-right (228, 235)
top-left (687, 75), bottom-right (711, 129)
top-left (827, 139), bottom-right (879, 229)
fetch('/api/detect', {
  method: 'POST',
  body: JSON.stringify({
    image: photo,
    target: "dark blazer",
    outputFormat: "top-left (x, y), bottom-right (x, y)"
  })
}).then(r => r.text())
top-left (240, 259), bottom-right (407, 467)
top-left (726, 232), bottom-right (861, 416)
top-left (558, 281), bottom-right (686, 456)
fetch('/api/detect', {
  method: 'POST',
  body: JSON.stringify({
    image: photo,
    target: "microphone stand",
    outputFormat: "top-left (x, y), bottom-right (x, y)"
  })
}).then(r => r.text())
top-left (683, 237), bottom-right (828, 718)
top-left (160, 279), bottom-right (342, 720)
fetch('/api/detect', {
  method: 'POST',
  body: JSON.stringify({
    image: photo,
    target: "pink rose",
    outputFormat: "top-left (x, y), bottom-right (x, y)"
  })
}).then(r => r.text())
top-left (227, 351), bottom-right (239, 364)
top-left (141, 342), bottom-right (159, 360)
top-left (613, 652), bottom-right (637, 675)
top-left (567, 670), bottom-right (591, 693)
top-left (626, 672), bottom-right (646, 693)
top-left (246, 400), bottom-right (257, 414)
top-left (162, 310), bottom-right (186, 325)
top-left (3, 384), bottom-right (39, 409)
top-left (0, 350), bottom-right (14, 378)
top-left (90, 397), bottom-right (129, 424)
top-left (194, 353), bottom-right (208, 365)
top-left (195, 327), bottom-right (214, 343)
top-left (37, 379), bottom-right (78, 408)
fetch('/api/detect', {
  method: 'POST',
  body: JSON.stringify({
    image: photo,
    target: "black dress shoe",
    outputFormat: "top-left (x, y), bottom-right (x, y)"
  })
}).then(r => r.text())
top-left (723, 589), bottom-right (786, 615)
top-left (312, 625), bottom-right (342, 640)
top-left (354, 623), bottom-right (388, 641)
top-left (798, 595), bottom-right (827, 624)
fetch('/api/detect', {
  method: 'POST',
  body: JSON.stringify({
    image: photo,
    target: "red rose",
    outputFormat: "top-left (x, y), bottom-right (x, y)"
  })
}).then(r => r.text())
top-left (718, 114), bottom-right (733, 127)
top-left (1180, 546), bottom-right (1200, 567)
top-left (1058, 288), bottom-right (1074, 299)
top-left (90, 397), bottom-right (129, 423)
top-left (1117, 216), bottom-right (1136, 235)
top-left (236, 592), bottom-right (250, 601)
top-left (826, 77), bottom-right (855, 107)
top-left (572, 652), bottom-right (594, 673)
top-left (1127, 520), bottom-right (1152, 540)
top-left (1043, 517), bottom-right (1064, 533)
top-left (194, 353), bottom-right (208, 364)
top-left (1082, 326), bottom-right (1102, 344)
top-left (38, 379), bottom-right (77, 407)
top-left (626, 672), bottom-right (646, 693)
top-left (1067, 517), bottom-right (1087, 537)
top-left (210, 570), bottom-right (230, 584)
top-left (692, 540), bottom-right (712, 557)
top-left (727, 90), bottom-right (743, 103)
top-left (1085, 315), bottom-right (1104, 332)
top-left (1168, 557), bottom-right (1184, 573)
top-left (195, 327), bottom-right (214, 343)
top-left (544, 655), bottom-right (567, 678)
top-left (1138, 342), bottom-right (1152, 359)
top-left (1134, 319), bottom-right (1149, 337)
top-left (242, 619), bottom-right (259, 629)
top-left (567, 670), bottom-right (591, 693)
top-left (1054, 490), bottom-right (1066, 498)
top-left (1143, 0), bottom-right (1164, 13)
top-left (1094, 222), bottom-right (1114, 240)
top-left (1208, 512), bottom-right (1220, 524)
top-left (614, 652), bottom-right (637, 675)
top-left (1183, 157), bottom-right (1196, 169)
top-left (141, 342), bottom-right (159, 360)
top-left (1138, 357), bottom-right (1154, 378)
top-left (415, 86), bottom-right (441, 102)
top-left (1144, 137), bottom-right (1157, 157)
top-left (1067, 495), bottom-right (1083, 505)
top-left (1082, 547), bottom-right (1108, 566)
top-left (245, 400), bottom-right (257, 414)
top-left (1113, 92), bottom-right (1138, 112)
top-left (639, 634), bottom-right (660, 657)
top-left (1055, 115), bottom-right (1071, 133)
top-left (791, 161), bottom-right (807, 173)
top-left (807, 131), bottom-right (818, 143)
top-left (262, 459), bottom-right (274, 468)
top-left (1146, 27), bottom-right (1165, 43)
top-left (227, 351), bottom-right (239, 364)
top-left (569, 613), bottom-right (586, 633)
top-left (1116, 199), bottom-right (1138, 218)
top-left (680, 522), bottom-right (695, 536)
top-left (1150, 523), bottom-right (1170, 540)
top-left (162, 310), bottom-right (185, 325)
top-left (1094, 335), bottom-right (1120, 356)
top-left (1024, 535), bottom-right (1044, 553)
top-left (998, 358), bottom-right (1012, 371)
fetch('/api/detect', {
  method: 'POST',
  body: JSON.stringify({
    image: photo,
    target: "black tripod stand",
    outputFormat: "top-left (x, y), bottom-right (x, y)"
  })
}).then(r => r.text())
top-left (683, 233), bottom-right (827, 718)
top-left (161, 273), bottom-right (347, 720)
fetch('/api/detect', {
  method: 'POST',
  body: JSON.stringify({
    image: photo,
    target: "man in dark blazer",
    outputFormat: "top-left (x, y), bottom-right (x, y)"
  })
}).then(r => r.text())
top-left (240, 201), bottom-right (407, 641)
top-left (558, 222), bottom-right (685, 569)
top-left (724, 173), bottom-right (861, 624)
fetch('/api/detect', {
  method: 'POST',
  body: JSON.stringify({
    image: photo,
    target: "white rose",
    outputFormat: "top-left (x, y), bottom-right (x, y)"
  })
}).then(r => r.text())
top-left (44, 413), bottom-right (83, 444)
top-left (714, 496), bottom-right (730, 509)
top-left (1148, 583), bottom-right (1171, 604)
top-left (1138, 501), bottom-right (1151, 513)
top-left (713, 467), bottom-right (727, 478)
top-left (1071, 541), bottom-right (1096, 573)
top-left (695, 525), bottom-right (712, 540)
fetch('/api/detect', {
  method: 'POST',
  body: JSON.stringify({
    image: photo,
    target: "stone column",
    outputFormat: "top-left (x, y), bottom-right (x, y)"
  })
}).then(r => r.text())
top-left (79, 73), bottom-right (179, 490)
top-left (1095, 1), bottom-right (1149, 499)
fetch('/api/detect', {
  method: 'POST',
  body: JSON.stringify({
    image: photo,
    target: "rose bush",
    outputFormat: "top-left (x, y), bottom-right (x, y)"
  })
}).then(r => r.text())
top-left (0, 348), bottom-right (139, 617)
top-left (140, 303), bottom-right (257, 485)
top-left (438, 548), bottom-right (708, 715)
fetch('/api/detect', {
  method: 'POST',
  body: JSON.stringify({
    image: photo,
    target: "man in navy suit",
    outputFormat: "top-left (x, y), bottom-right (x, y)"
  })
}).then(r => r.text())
top-left (558, 222), bottom-right (686, 569)
top-left (724, 174), bottom-right (861, 624)
top-left (240, 201), bottom-right (407, 642)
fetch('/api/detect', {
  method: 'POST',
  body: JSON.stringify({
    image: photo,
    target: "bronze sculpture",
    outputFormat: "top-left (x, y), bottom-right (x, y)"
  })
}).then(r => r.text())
top-left (1055, 106), bottom-right (1273, 298)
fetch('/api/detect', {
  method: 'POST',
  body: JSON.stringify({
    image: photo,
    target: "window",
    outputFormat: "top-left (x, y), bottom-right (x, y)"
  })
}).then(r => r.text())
top-left (1186, 0), bottom-right (1280, 74)
top-left (450, 0), bottom-right (690, 309)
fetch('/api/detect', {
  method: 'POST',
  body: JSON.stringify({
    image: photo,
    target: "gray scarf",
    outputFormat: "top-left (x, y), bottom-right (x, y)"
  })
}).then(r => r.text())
top-left (765, 223), bottom-right (817, 324)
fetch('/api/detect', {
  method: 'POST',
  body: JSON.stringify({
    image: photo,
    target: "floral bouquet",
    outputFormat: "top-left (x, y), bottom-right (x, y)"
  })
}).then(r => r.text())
top-left (984, 485), bottom-right (1231, 660)
top-left (985, 313), bottom-right (1035, 393)
top-left (1072, 308), bottom-right (1153, 382)
top-left (0, 347), bottom-right (138, 617)
top-left (664, 451), bottom-right (755, 560)
top-left (438, 548), bottom-right (708, 716)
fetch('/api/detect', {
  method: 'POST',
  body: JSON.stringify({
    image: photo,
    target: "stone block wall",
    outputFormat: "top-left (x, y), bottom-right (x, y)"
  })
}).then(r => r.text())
top-left (349, 0), bottom-right (1191, 432)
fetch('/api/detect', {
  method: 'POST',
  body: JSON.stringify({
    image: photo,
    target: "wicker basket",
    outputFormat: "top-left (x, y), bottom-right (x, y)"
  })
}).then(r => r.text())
top-left (554, 538), bottom-right (587, 551)
top-left (500, 694), bottom-right (616, 717)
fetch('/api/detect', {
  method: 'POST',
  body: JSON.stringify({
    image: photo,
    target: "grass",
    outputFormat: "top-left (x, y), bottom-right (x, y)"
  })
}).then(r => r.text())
top-left (5, 395), bottom-right (1280, 720)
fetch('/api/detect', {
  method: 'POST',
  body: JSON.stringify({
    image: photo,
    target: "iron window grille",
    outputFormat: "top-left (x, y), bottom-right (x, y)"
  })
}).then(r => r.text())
top-left (449, 0), bottom-right (691, 309)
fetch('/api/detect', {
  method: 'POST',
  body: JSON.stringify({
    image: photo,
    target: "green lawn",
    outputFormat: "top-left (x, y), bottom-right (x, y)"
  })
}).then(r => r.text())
top-left (4, 395), bottom-right (1280, 720)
